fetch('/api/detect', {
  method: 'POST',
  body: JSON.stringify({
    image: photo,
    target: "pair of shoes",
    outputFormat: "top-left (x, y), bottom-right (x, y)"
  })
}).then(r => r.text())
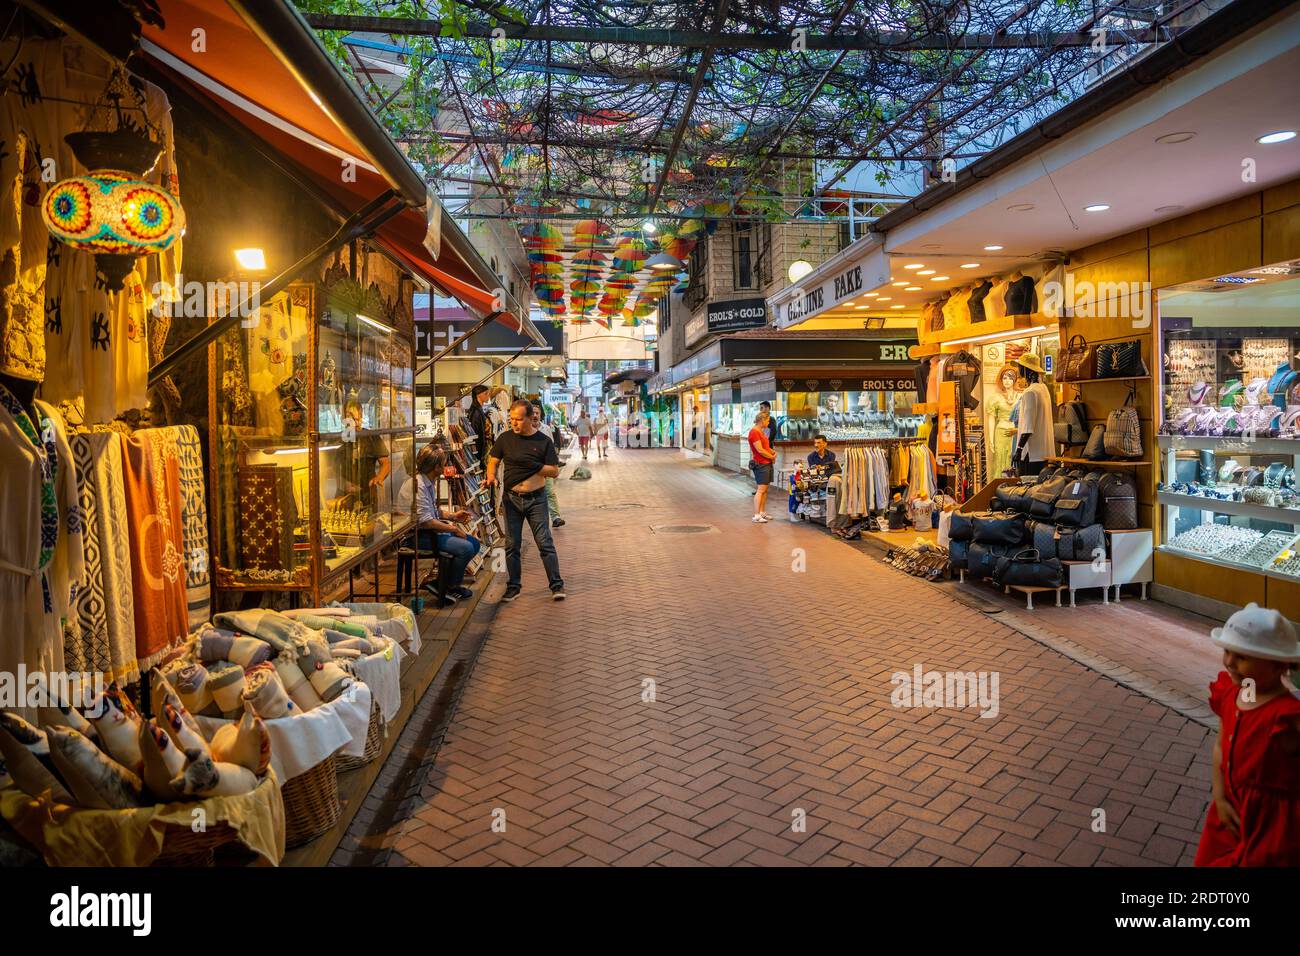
top-left (551, 588), bottom-right (566, 601)
top-left (752, 514), bottom-right (770, 523)
top-left (501, 586), bottom-right (521, 603)
top-left (433, 595), bottom-right (458, 609)
top-left (451, 586), bottom-right (473, 600)
top-left (552, 517), bottom-right (566, 527)
top-left (760, 512), bottom-right (772, 519)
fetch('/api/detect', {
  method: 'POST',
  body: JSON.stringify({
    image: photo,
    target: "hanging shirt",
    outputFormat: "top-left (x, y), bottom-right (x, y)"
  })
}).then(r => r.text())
top-left (1015, 382), bottom-right (1056, 463)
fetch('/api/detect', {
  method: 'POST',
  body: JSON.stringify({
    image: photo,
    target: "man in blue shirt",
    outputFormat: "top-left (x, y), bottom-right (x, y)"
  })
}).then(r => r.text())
top-left (399, 444), bottom-right (481, 606)
top-left (807, 434), bottom-right (837, 472)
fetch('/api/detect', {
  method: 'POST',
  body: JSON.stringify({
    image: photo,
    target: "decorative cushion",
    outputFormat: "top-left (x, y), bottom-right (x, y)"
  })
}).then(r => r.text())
top-left (45, 726), bottom-right (142, 809)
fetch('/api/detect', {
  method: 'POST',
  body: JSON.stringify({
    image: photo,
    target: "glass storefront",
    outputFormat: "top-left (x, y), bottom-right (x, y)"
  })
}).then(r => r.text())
top-left (712, 388), bottom-right (923, 441)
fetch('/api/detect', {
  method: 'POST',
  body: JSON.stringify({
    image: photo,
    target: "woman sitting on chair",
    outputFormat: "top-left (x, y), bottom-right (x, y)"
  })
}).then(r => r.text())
top-left (399, 445), bottom-right (481, 607)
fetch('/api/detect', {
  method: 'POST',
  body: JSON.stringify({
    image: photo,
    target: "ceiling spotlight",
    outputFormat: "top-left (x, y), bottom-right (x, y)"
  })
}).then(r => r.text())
top-left (234, 248), bottom-right (266, 271)
top-left (863, 292), bottom-right (878, 298)
top-left (960, 262), bottom-right (980, 269)
top-left (904, 263), bottom-right (925, 270)
top-left (642, 220), bottom-right (657, 233)
top-left (917, 269), bottom-right (935, 275)
top-left (1257, 131), bottom-right (1297, 144)
top-left (905, 286), bottom-right (921, 292)
top-left (854, 305), bottom-right (871, 310)
top-left (1084, 203), bottom-right (1111, 212)
top-left (892, 281), bottom-right (908, 287)
top-left (1154, 204), bottom-right (1184, 214)
top-left (890, 304), bottom-right (904, 309)
top-left (984, 245), bottom-right (1003, 251)
top-left (877, 297), bottom-right (892, 302)
top-left (930, 275), bottom-right (950, 281)
top-left (1007, 203), bottom-right (1035, 212)
top-left (922, 243), bottom-right (942, 249)
top-left (1155, 131), bottom-right (1196, 144)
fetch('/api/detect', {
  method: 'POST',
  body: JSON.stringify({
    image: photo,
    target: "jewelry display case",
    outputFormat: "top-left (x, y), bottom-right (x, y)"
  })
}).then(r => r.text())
top-left (711, 389), bottom-right (924, 441)
top-left (1154, 269), bottom-right (1300, 582)
top-left (209, 282), bottom-right (417, 604)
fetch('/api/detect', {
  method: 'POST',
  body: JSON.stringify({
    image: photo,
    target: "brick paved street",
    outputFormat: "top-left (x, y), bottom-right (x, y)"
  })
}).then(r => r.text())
top-left (377, 447), bottom-right (1215, 867)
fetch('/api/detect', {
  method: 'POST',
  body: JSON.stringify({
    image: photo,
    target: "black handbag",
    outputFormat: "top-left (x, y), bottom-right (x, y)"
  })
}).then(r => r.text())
top-left (973, 511), bottom-right (1027, 546)
top-left (948, 511), bottom-right (976, 542)
top-left (994, 483), bottom-right (1032, 513)
top-left (967, 542), bottom-right (1015, 580)
top-left (1028, 475), bottom-right (1072, 518)
top-left (1055, 400), bottom-right (1089, 445)
top-left (1082, 424), bottom-right (1107, 460)
top-left (1095, 340), bottom-right (1148, 378)
top-left (1026, 519), bottom-right (1058, 560)
top-left (948, 539), bottom-right (969, 567)
top-left (1098, 472), bottom-right (1138, 530)
top-left (1057, 523), bottom-right (1106, 562)
top-left (992, 549), bottom-right (1064, 588)
top-left (1051, 476), bottom-right (1100, 528)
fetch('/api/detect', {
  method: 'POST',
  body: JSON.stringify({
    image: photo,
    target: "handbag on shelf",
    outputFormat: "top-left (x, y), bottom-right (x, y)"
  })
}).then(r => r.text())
top-left (948, 511), bottom-right (976, 542)
top-left (1059, 335), bottom-right (1095, 382)
top-left (972, 511), bottom-right (1027, 546)
top-left (1082, 424), bottom-right (1107, 460)
top-left (1026, 519), bottom-right (1059, 560)
top-left (1104, 392), bottom-right (1144, 459)
top-left (1051, 476), bottom-right (1100, 528)
top-left (1098, 472), bottom-right (1138, 529)
top-left (1055, 400), bottom-right (1089, 445)
top-left (1095, 340), bottom-right (1148, 378)
top-left (991, 548), bottom-right (1064, 588)
top-left (1057, 524), bottom-right (1107, 562)
top-left (1028, 474), bottom-right (1072, 519)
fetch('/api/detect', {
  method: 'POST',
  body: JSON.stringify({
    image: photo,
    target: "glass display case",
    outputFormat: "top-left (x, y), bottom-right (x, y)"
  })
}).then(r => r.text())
top-left (711, 389), bottom-right (923, 441)
top-left (210, 282), bottom-right (417, 602)
top-left (1155, 268), bottom-right (1300, 581)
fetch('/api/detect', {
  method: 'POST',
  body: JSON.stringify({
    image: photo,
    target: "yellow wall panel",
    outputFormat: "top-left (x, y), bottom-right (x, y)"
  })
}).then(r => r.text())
top-left (1070, 228), bottom-right (1149, 266)
top-left (1149, 194), bottom-right (1262, 246)
top-left (1262, 176), bottom-right (1300, 214)
top-left (1263, 207), bottom-right (1300, 264)
top-left (1150, 219), bottom-right (1262, 288)
top-left (1155, 551), bottom-right (1267, 606)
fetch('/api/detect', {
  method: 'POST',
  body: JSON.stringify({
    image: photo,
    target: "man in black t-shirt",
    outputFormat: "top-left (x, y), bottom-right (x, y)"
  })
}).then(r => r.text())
top-left (486, 399), bottom-right (565, 602)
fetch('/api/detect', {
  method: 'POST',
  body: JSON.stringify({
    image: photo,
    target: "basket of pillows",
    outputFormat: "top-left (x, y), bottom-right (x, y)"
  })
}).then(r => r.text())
top-left (0, 671), bottom-right (283, 866)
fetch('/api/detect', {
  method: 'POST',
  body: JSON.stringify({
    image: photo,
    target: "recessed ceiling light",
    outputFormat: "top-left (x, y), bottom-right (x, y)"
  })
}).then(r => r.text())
top-left (892, 281), bottom-right (908, 287)
top-left (903, 263), bottom-right (925, 270)
top-left (863, 292), bottom-right (878, 298)
top-left (917, 269), bottom-right (935, 275)
top-left (984, 245), bottom-right (1003, 251)
top-left (1084, 203), bottom-right (1110, 212)
top-left (1155, 131), bottom-right (1196, 144)
top-left (854, 305), bottom-right (871, 310)
top-left (891, 304), bottom-right (905, 309)
top-left (877, 297), bottom-right (892, 302)
top-left (922, 243), bottom-right (942, 249)
top-left (1154, 204), bottom-right (1184, 214)
top-left (960, 263), bottom-right (980, 269)
top-left (905, 286), bottom-right (921, 292)
top-left (1007, 203), bottom-right (1035, 212)
top-left (930, 275), bottom-right (950, 281)
top-left (1258, 130), bottom-right (1297, 144)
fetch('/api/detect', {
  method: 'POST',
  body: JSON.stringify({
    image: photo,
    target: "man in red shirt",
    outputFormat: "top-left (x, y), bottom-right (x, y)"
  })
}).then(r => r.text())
top-left (748, 411), bottom-right (777, 523)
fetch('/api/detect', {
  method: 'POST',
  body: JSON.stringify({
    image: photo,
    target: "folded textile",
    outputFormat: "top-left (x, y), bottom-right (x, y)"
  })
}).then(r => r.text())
top-left (333, 602), bottom-right (419, 654)
top-left (330, 648), bottom-right (362, 660)
top-left (45, 726), bottom-right (142, 810)
top-left (296, 614), bottom-right (369, 638)
top-left (273, 653), bottom-right (322, 712)
top-left (242, 663), bottom-right (293, 719)
top-left (308, 659), bottom-right (353, 703)
top-left (324, 632), bottom-right (376, 654)
top-left (212, 610), bottom-right (310, 655)
top-left (196, 627), bottom-right (236, 662)
top-left (228, 636), bottom-right (273, 669)
top-left (206, 661), bottom-right (247, 716)
top-left (171, 662), bottom-right (214, 716)
top-left (283, 607), bottom-right (350, 619)
top-left (350, 640), bottom-right (404, 723)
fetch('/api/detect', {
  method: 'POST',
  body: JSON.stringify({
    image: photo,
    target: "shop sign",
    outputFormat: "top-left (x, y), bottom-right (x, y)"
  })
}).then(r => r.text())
top-left (774, 245), bottom-right (889, 328)
top-left (685, 312), bottom-right (708, 345)
top-left (777, 375), bottom-right (915, 392)
top-left (707, 297), bottom-right (768, 334)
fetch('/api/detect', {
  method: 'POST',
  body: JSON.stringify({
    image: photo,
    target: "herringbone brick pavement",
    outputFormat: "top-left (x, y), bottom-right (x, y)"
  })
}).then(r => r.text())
top-left (381, 447), bottom-right (1214, 866)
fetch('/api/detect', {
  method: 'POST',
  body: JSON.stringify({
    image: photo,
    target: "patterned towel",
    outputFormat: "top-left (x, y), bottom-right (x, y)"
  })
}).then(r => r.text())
top-left (170, 425), bottom-right (211, 629)
top-left (66, 432), bottom-right (139, 684)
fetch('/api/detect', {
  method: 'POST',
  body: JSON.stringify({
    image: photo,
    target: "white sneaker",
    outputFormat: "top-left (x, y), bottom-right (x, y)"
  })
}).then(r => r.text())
top-left (752, 514), bottom-right (770, 523)
top-left (760, 512), bottom-right (773, 519)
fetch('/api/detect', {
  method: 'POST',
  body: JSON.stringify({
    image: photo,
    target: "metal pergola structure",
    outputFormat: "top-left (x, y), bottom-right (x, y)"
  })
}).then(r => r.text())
top-left (299, 0), bottom-right (1225, 227)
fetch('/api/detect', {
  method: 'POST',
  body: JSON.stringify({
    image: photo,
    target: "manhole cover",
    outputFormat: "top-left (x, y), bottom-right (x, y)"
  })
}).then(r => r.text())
top-left (649, 524), bottom-right (717, 534)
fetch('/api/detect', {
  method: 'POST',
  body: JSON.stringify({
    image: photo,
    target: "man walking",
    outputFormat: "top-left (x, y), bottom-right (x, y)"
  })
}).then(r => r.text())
top-left (486, 399), bottom-right (566, 601)
top-left (749, 410), bottom-right (776, 524)
top-left (532, 401), bottom-right (565, 528)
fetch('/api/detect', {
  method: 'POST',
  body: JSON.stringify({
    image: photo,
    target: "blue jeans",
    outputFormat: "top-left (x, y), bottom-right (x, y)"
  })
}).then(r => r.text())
top-left (505, 488), bottom-right (564, 591)
top-left (416, 529), bottom-right (480, 589)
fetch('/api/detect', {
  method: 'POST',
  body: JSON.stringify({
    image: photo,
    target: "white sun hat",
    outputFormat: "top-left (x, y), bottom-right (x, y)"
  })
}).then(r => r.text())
top-left (1211, 603), bottom-right (1300, 662)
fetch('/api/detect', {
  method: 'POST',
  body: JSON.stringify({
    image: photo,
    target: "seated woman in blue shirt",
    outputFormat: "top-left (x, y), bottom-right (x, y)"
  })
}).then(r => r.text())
top-left (399, 445), bottom-right (481, 606)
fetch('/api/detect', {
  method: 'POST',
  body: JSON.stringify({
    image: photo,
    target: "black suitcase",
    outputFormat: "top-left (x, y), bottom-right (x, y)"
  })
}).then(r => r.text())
top-left (973, 511), bottom-right (1027, 546)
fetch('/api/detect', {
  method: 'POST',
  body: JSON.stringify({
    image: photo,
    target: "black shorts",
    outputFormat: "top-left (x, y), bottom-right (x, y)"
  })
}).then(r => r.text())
top-left (750, 462), bottom-right (774, 486)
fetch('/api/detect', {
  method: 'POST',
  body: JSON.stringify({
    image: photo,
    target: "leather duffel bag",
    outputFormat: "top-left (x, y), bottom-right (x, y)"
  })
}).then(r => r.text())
top-left (948, 511), bottom-right (976, 542)
top-left (994, 482), bottom-right (1033, 514)
top-left (967, 542), bottom-right (1015, 580)
top-left (991, 548), bottom-right (1064, 588)
top-left (1056, 523), bottom-right (1106, 562)
top-left (1026, 519), bottom-right (1058, 560)
top-left (972, 511), bottom-right (1027, 546)
top-left (1028, 475), bottom-right (1072, 519)
top-left (948, 539), bottom-right (969, 568)
top-left (1051, 475), bottom-right (1100, 528)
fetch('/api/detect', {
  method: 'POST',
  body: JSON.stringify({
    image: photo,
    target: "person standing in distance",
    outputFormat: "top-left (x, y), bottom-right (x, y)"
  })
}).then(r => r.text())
top-left (486, 399), bottom-right (566, 601)
top-left (532, 402), bottom-right (565, 528)
top-left (749, 410), bottom-right (777, 524)
top-left (593, 406), bottom-right (611, 459)
top-left (573, 407), bottom-right (593, 460)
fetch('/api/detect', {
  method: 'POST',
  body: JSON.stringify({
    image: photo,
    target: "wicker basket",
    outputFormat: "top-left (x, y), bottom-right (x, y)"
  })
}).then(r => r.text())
top-left (153, 821), bottom-right (238, 867)
top-left (336, 698), bottom-right (385, 771)
top-left (281, 755), bottom-right (341, 848)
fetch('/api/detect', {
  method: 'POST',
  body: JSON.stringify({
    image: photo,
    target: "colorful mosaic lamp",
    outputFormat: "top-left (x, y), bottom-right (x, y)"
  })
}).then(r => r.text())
top-left (42, 124), bottom-right (184, 291)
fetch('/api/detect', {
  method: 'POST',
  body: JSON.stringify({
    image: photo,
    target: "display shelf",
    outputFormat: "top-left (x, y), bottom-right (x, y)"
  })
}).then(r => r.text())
top-left (1158, 545), bottom-right (1300, 584)
top-left (1158, 434), bottom-right (1300, 456)
top-left (919, 312), bottom-right (1052, 346)
top-left (1157, 490), bottom-right (1300, 524)
top-left (908, 343), bottom-right (943, 360)
top-left (1061, 375), bottom-right (1151, 385)
top-left (1048, 456), bottom-right (1152, 467)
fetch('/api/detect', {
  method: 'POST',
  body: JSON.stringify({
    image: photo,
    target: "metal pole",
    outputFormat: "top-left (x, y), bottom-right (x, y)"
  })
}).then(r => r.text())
top-left (414, 314), bottom-right (496, 378)
top-left (148, 191), bottom-right (402, 387)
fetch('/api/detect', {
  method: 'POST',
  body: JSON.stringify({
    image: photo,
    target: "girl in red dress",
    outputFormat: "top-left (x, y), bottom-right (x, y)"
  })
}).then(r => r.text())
top-left (1195, 603), bottom-right (1300, 867)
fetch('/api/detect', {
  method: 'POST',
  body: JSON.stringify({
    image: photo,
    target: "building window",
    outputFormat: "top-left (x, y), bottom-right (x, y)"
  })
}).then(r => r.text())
top-left (757, 222), bottom-right (773, 288)
top-left (685, 236), bottom-right (709, 312)
top-left (733, 223), bottom-right (757, 291)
